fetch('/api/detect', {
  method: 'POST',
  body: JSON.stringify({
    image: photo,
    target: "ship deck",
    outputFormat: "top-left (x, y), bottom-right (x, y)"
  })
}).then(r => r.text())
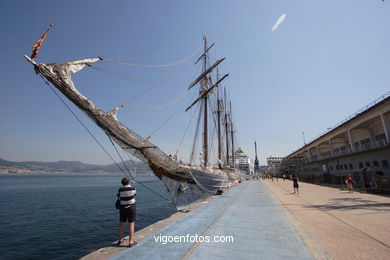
top-left (108, 180), bottom-right (313, 259)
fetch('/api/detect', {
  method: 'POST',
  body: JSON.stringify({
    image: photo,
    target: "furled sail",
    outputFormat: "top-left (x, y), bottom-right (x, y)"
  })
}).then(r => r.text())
top-left (45, 57), bottom-right (102, 97)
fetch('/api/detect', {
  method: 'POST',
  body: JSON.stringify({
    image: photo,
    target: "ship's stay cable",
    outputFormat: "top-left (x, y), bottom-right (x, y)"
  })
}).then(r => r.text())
top-left (89, 64), bottom-right (189, 86)
top-left (189, 102), bottom-right (202, 164)
top-left (125, 90), bottom-right (189, 110)
top-left (121, 148), bottom-right (177, 206)
top-left (123, 150), bottom-right (137, 176)
top-left (99, 40), bottom-right (199, 57)
top-left (147, 97), bottom-right (192, 139)
top-left (107, 137), bottom-right (175, 205)
top-left (175, 102), bottom-right (200, 157)
top-left (188, 168), bottom-right (214, 193)
top-left (39, 75), bottom-right (176, 207)
top-left (89, 65), bottom-right (162, 84)
top-left (101, 43), bottom-right (202, 68)
top-left (88, 57), bottom-right (200, 114)
top-left (137, 182), bottom-right (175, 207)
top-left (120, 67), bottom-right (194, 107)
top-left (136, 179), bottom-right (175, 206)
top-left (230, 103), bottom-right (239, 154)
top-left (225, 77), bottom-right (240, 152)
top-left (38, 75), bottom-right (128, 176)
top-left (107, 135), bottom-right (135, 181)
top-left (88, 64), bottom-right (194, 108)
top-left (208, 96), bottom-right (219, 164)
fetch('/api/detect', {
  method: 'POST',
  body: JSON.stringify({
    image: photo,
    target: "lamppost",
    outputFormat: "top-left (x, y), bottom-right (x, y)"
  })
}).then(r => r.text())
top-left (302, 131), bottom-right (306, 146)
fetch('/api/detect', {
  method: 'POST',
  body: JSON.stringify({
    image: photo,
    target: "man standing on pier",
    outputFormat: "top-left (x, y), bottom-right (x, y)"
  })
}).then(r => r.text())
top-left (117, 177), bottom-right (137, 247)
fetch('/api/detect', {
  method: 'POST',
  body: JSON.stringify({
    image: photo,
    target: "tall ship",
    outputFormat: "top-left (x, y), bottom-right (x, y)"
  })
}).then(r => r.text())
top-left (25, 32), bottom-right (243, 209)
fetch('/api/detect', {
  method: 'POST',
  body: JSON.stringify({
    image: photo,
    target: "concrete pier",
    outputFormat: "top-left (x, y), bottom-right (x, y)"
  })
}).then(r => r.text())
top-left (108, 180), bottom-right (314, 259)
top-left (263, 179), bottom-right (390, 260)
top-left (83, 177), bottom-right (390, 259)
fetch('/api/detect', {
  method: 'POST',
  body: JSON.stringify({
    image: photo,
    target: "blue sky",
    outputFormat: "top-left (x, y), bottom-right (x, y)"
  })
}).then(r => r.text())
top-left (0, 0), bottom-right (389, 165)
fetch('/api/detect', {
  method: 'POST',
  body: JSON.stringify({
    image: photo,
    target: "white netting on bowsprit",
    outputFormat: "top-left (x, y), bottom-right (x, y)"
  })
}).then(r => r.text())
top-left (110, 130), bottom-right (182, 174)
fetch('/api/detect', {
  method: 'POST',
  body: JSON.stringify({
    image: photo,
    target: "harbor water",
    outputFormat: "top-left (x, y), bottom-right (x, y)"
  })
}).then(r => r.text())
top-left (0, 173), bottom-right (177, 260)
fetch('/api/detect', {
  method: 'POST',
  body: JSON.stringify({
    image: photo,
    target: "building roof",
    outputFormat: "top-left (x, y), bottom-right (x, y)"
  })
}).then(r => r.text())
top-left (286, 92), bottom-right (390, 158)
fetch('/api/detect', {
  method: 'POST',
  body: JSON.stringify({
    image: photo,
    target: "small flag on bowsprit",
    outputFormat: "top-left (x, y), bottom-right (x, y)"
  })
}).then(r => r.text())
top-left (30, 24), bottom-right (54, 60)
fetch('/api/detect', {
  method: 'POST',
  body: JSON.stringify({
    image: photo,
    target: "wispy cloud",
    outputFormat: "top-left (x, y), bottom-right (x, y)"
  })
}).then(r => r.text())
top-left (272, 14), bottom-right (286, 32)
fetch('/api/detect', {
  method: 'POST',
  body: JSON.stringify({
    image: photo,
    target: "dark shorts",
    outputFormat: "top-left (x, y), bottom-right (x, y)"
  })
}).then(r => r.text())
top-left (293, 183), bottom-right (299, 188)
top-left (119, 204), bottom-right (136, 223)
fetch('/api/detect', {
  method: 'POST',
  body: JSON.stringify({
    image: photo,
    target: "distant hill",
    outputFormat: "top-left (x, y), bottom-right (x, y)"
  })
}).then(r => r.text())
top-left (0, 158), bottom-right (150, 174)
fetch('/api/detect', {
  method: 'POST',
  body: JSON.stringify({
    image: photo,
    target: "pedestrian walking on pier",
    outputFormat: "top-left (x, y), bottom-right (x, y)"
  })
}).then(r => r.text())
top-left (117, 177), bottom-right (137, 247)
top-left (345, 175), bottom-right (355, 193)
top-left (292, 174), bottom-right (299, 194)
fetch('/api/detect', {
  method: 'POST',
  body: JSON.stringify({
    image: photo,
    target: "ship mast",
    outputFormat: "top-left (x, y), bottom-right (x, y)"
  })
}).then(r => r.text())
top-left (224, 87), bottom-right (230, 166)
top-left (230, 101), bottom-right (235, 168)
top-left (186, 36), bottom-right (228, 167)
top-left (202, 37), bottom-right (209, 166)
top-left (216, 69), bottom-right (223, 168)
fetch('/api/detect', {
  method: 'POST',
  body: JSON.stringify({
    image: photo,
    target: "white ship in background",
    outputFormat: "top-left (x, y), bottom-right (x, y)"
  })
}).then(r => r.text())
top-left (234, 148), bottom-right (254, 175)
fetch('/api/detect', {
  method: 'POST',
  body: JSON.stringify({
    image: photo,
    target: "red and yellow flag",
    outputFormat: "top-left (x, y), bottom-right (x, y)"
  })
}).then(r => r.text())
top-left (30, 24), bottom-right (53, 60)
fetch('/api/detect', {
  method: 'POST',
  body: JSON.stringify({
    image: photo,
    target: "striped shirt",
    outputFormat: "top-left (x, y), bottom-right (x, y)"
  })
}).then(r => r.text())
top-left (117, 185), bottom-right (136, 207)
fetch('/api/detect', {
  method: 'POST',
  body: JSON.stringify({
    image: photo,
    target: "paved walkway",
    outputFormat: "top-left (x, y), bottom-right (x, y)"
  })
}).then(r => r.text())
top-left (263, 178), bottom-right (390, 260)
top-left (109, 180), bottom-right (314, 260)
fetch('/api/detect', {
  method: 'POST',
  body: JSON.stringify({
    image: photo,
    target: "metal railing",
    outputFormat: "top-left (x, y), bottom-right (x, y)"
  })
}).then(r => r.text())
top-left (302, 138), bottom-right (388, 163)
top-left (289, 91), bottom-right (390, 156)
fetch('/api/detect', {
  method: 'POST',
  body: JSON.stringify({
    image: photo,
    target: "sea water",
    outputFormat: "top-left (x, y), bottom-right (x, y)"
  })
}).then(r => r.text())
top-left (0, 173), bottom-right (177, 260)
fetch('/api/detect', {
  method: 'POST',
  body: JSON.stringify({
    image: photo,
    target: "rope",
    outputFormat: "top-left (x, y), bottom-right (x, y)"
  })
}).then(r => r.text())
top-left (119, 68), bottom-right (191, 106)
top-left (119, 149), bottom-right (178, 208)
top-left (89, 65), bottom-right (160, 84)
top-left (101, 44), bottom-right (202, 68)
top-left (107, 135), bottom-right (135, 181)
top-left (208, 97), bottom-right (218, 164)
top-left (126, 90), bottom-right (189, 110)
top-left (147, 99), bottom-right (190, 139)
top-left (123, 150), bottom-right (137, 176)
top-left (136, 180), bottom-right (175, 205)
top-left (189, 102), bottom-right (202, 164)
top-left (218, 167), bottom-right (228, 190)
top-left (39, 75), bottom-right (128, 176)
top-left (89, 59), bottom-right (196, 109)
top-left (175, 102), bottom-right (200, 157)
top-left (99, 40), bottom-right (199, 57)
top-left (89, 64), bottom-right (185, 86)
top-left (106, 135), bottom-right (177, 206)
top-left (38, 74), bottom-right (176, 208)
top-left (188, 168), bottom-right (214, 193)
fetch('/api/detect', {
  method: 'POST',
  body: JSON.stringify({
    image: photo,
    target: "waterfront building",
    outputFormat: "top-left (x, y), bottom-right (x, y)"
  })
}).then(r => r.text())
top-left (282, 92), bottom-right (390, 191)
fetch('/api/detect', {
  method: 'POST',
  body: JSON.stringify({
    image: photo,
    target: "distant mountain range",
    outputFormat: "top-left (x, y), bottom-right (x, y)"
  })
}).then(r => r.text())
top-left (0, 158), bottom-right (150, 174)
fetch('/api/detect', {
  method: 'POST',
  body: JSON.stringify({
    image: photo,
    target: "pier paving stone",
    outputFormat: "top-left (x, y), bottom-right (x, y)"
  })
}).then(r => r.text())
top-left (109, 180), bottom-right (314, 260)
top-left (263, 179), bottom-right (390, 260)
